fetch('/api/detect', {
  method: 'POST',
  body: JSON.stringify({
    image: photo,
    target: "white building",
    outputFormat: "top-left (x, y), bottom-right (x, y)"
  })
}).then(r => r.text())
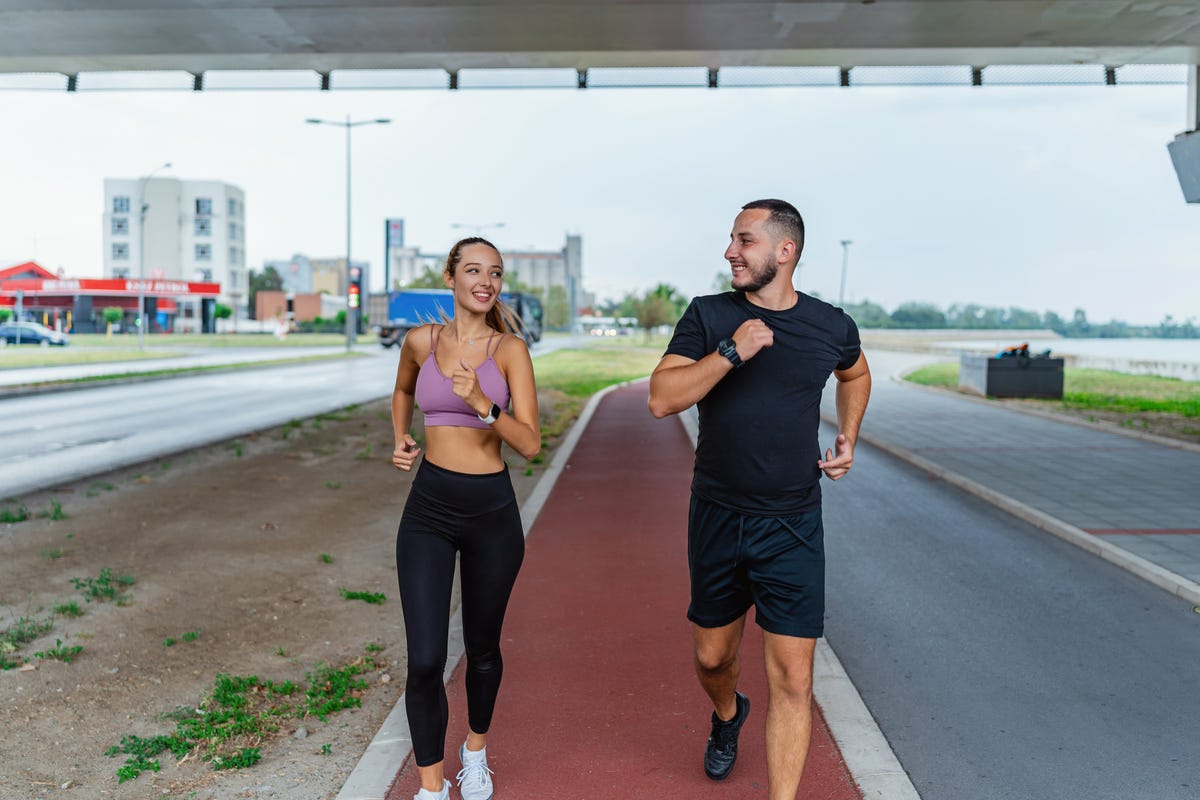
top-left (103, 177), bottom-right (247, 316)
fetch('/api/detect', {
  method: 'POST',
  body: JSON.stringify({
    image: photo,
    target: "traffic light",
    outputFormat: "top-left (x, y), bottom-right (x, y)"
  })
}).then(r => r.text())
top-left (348, 266), bottom-right (364, 335)
top-left (348, 267), bottom-right (362, 310)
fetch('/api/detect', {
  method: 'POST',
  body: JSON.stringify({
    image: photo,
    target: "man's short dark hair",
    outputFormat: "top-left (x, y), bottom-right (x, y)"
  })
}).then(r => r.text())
top-left (742, 199), bottom-right (805, 260)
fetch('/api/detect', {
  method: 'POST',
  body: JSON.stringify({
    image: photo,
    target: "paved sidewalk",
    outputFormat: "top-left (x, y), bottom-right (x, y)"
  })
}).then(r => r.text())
top-left (834, 350), bottom-right (1200, 605)
top-left (381, 383), bottom-right (867, 800)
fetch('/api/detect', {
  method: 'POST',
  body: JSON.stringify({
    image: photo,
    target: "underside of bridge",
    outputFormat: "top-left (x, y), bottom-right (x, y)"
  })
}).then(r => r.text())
top-left (3, 1), bottom-right (1199, 200)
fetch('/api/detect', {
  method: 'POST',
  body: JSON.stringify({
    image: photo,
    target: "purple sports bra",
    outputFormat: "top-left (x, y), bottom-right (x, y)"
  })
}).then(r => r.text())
top-left (415, 325), bottom-right (511, 430)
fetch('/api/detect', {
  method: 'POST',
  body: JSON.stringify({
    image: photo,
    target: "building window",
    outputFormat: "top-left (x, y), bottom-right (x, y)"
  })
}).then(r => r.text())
top-left (112, 243), bottom-right (129, 260)
top-left (229, 246), bottom-right (239, 265)
top-left (195, 197), bottom-right (212, 216)
top-left (195, 218), bottom-right (211, 236)
top-left (228, 198), bottom-right (239, 217)
top-left (113, 267), bottom-right (130, 279)
top-left (113, 196), bottom-right (130, 214)
top-left (195, 244), bottom-right (212, 261)
top-left (112, 217), bottom-right (129, 235)
top-left (228, 221), bottom-right (238, 240)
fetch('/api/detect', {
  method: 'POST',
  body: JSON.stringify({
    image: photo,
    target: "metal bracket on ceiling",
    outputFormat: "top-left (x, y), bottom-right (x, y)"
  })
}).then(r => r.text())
top-left (577, 69), bottom-right (587, 89)
top-left (192, 72), bottom-right (203, 91)
top-left (708, 68), bottom-right (718, 88)
top-left (319, 71), bottom-right (331, 91)
top-left (65, 73), bottom-right (77, 92)
top-left (972, 66), bottom-right (983, 86)
top-left (1105, 66), bottom-right (1117, 86)
top-left (839, 67), bottom-right (851, 87)
top-left (448, 70), bottom-right (458, 90)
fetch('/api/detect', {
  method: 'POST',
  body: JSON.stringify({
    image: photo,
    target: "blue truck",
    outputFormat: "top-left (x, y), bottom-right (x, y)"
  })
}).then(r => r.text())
top-left (377, 289), bottom-right (544, 347)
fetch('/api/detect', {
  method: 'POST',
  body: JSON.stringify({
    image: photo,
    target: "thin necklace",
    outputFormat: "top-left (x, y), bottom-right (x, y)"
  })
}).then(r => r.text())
top-left (450, 324), bottom-right (486, 346)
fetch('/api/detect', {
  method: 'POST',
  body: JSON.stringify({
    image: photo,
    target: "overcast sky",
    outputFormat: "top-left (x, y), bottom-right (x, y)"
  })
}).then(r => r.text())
top-left (0, 82), bottom-right (1196, 325)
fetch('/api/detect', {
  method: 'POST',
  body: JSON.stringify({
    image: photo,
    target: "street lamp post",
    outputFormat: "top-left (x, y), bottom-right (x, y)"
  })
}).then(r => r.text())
top-left (306, 116), bottom-right (391, 352)
top-left (137, 162), bottom-right (172, 351)
top-left (839, 239), bottom-right (852, 306)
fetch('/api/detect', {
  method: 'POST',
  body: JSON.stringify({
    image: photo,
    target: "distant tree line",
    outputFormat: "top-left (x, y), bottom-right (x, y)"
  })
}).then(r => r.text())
top-left (837, 299), bottom-right (1197, 339)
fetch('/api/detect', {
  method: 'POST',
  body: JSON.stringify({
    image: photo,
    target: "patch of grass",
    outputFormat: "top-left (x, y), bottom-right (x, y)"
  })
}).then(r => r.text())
top-left (1057, 370), bottom-right (1200, 417)
top-left (904, 362), bottom-right (959, 388)
top-left (339, 588), bottom-right (386, 605)
top-left (2, 615), bottom-right (53, 650)
top-left (34, 638), bottom-right (83, 663)
top-left (160, 459), bottom-right (172, 471)
top-left (53, 600), bottom-right (83, 618)
top-left (0, 501), bottom-right (30, 524)
top-left (41, 548), bottom-right (68, 560)
top-left (275, 646), bottom-right (287, 657)
top-left (355, 444), bottom-right (374, 460)
top-left (325, 481), bottom-right (342, 490)
top-left (905, 363), bottom-right (1200, 419)
top-left (163, 637), bottom-right (177, 647)
top-left (318, 553), bottom-right (334, 564)
top-left (534, 345), bottom-right (662, 401)
top-left (316, 411), bottom-right (352, 422)
top-left (523, 466), bottom-right (533, 476)
top-left (86, 481), bottom-right (115, 497)
top-left (182, 630), bottom-right (200, 642)
top-left (321, 743), bottom-right (332, 755)
top-left (71, 567), bottom-right (135, 604)
top-left (107, 655), bottom-right (375, 782)
top-left (364, 643), bottom-right (384, 653)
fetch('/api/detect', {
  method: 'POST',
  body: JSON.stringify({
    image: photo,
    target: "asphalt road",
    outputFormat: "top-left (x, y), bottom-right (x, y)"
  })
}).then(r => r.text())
top-left (1, 336), bottom-right (580, 500)
top-left (821, 425), bottom-right (1200, 800)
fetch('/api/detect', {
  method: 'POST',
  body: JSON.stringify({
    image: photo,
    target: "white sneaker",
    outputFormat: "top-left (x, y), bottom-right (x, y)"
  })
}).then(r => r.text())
top-left (413, 778), bottom-right (449, 800)
top-left (456, 743), bottom-right (494, 800)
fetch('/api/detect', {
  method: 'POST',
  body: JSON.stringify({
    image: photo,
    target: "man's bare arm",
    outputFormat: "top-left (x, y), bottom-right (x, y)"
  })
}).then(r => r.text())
top-left (648, 353), bottom-right (733, 418)
top-left (648, 318), bottom-right (776, 418)
top-left (818, 351), bottom-right (871, 480)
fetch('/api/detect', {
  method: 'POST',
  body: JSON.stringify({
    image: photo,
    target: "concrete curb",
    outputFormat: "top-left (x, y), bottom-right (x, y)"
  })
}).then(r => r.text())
top-left (844, 421), bottom-right (1200, 609)
top-left (335, 379), bottom-right (635, 800)
top-left (680, 410), bottom-right (922, 800)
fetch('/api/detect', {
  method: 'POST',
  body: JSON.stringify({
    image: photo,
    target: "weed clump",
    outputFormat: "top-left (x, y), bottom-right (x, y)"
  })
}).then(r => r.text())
top-left (107, 654), bottom-right (377, 782)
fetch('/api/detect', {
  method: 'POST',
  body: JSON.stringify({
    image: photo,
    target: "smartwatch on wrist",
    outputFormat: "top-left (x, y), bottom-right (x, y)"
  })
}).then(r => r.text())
top-left (716, 338), bottom-right (743, 369)
top-left (478, 402), bottom-right (502, 425)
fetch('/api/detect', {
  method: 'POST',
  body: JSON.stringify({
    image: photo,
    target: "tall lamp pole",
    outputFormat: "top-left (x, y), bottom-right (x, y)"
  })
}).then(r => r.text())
top-left (137, 162), bottom-right (172, 351)
top-left (306, 116), bottom-right (391, 352)
top-left (838, 239), bottom-right (852, 306)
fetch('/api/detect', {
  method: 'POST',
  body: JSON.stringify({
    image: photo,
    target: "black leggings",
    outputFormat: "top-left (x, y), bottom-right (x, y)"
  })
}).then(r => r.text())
top-left (396, 459), bottom-right (525, 767)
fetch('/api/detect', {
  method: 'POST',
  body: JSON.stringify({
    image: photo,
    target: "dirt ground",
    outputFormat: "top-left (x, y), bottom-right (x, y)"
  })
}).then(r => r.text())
top-left (0, 396), bottom-right (558, 799)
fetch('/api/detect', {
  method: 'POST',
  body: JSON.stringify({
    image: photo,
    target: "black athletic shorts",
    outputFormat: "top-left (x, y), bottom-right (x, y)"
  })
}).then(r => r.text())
top-left (687, 493), bottom-right (825, 639)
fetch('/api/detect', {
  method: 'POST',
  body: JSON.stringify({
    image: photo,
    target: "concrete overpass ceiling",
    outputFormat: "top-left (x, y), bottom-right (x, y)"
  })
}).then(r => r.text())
top-left (2, 2), bottom-right (1200, 76)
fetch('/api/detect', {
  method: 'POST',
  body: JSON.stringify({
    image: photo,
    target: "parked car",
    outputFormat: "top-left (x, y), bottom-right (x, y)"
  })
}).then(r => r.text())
top-left (0, 321), bottom-right (70, 346)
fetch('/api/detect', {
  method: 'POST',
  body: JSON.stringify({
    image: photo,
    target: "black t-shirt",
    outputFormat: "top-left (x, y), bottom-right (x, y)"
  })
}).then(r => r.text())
top-left (665, 291), bottom-right (861, 516)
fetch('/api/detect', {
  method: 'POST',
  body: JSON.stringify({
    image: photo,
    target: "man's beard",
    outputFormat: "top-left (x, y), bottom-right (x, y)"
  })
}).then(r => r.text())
top-left (733, 254), bottom-right (778, 293)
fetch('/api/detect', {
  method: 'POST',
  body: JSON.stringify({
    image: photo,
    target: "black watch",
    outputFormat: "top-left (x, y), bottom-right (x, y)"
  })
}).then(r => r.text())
top-left (717, 338), bottom-right (743, 369)
top-left (478, 402), bottom-right (502, 425)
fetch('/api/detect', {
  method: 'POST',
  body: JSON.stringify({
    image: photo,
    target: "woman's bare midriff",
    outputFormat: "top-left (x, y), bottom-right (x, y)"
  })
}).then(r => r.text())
top-left (424, 426), bottom-right (506, 474)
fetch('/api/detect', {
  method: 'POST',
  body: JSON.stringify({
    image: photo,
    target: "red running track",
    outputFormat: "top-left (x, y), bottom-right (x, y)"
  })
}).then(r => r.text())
top-left (386, 383), bottom-right (862, 800)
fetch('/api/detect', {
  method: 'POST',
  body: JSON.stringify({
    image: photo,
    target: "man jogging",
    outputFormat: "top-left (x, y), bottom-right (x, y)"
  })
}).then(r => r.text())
top-left (648, 199), bottom-right (871, 800)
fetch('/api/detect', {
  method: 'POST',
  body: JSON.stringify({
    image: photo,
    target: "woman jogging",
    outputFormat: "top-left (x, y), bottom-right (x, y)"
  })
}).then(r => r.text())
top-left (391, 237), bottom-right (541, 800)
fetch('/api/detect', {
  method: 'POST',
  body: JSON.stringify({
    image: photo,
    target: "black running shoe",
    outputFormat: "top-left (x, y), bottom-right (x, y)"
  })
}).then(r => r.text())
top-left (703, 691), bottom-right (750, 780)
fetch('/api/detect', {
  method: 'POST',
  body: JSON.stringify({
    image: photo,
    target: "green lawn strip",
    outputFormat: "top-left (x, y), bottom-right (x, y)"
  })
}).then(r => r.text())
top-left (905, 363), bottom-right (1200, 417)
top-left (106, 654), bottom-right (376, 782)
top-left (0, 348), bottom-right (169, 369)
top-left (532, 343), bottom-right (665, 440)
top-left (9, 351), bottom-right (362, 391)
top-left (60, 333), bottom-right (352, 349)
